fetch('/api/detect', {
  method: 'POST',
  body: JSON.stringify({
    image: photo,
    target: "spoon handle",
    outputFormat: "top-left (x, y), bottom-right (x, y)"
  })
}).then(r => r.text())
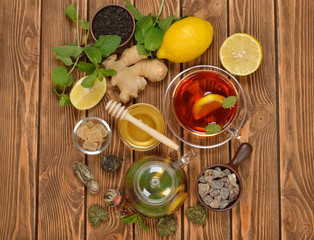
top-left (124, 114), bottom-right (179, 151)
top-left (229, 143), bottom-right (253, 170)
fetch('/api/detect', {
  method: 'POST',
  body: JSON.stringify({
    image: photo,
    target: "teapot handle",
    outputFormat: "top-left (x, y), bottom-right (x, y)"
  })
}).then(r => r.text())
top-left (173, 148), bottom-right (199, 169)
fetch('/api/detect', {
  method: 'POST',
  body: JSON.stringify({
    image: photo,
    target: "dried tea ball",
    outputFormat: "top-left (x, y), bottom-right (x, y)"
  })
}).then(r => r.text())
top-left (73, 161), bottom-right (99, 194)
top-left (157, 216), bottom-right (177, 236)
top-left (104, 189), bottom-right (122, 207)
top-left (101, 155), bottom-right (123, 173)
top-left (185, 202), bottom-right (207, 225)
top-left (88, 204), bottom-right (109, 227)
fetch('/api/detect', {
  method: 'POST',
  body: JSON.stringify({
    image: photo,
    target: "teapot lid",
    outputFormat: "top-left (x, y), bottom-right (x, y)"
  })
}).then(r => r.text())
top-left (133, 161), bottom-right (177, 206)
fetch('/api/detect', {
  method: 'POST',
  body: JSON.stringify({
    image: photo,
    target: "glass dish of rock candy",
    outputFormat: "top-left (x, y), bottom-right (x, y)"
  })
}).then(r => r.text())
top-left (73, 117), bottom-right (112, 155)
top-left (197, 167), bottom-right (240, 210)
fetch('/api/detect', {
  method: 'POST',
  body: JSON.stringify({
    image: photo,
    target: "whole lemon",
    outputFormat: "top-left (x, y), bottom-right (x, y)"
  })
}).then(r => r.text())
top-left (157, 17), bottom-right (214, 63)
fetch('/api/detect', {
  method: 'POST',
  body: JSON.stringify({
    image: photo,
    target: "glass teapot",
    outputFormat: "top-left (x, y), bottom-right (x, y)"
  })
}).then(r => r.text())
top-left (122, 149), bottom-right (198, 218)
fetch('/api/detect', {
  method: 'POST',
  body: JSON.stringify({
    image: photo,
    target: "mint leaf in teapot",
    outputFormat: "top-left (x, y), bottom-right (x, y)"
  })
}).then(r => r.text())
top-left (205, 123), bottom-right (222, 135)
top-left (222, 96), bottom-right (237, 109)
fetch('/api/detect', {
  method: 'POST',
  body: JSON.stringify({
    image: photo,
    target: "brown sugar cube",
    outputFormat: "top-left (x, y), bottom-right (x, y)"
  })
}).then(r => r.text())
top-left (86, 121), bottom-right (94, 128)
top-left (83, 141), bottom-right (98, 151)
top-left (95, 124), bottom-right (108, 138)
top-left (86, 127), bottom-right (103, 142)
top-left (77, 125), bottom-right (89, 141)
top-left (97, 140), bottom-right (104, 150)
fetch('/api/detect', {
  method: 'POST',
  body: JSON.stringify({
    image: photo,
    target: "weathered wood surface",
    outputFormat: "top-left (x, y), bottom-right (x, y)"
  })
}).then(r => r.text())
top-left (0, 0), bottom-right (313, 239)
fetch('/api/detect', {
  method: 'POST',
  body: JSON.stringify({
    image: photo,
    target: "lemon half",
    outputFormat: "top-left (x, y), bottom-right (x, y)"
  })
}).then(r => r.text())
top-left (70, 76), bottom-right (106, 110)
top-left (219, 33), bottom-right (263, 76)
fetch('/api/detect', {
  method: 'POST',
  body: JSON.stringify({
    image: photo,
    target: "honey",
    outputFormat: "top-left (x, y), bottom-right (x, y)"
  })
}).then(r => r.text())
top-left (118, 103), bottom-right (165, 151)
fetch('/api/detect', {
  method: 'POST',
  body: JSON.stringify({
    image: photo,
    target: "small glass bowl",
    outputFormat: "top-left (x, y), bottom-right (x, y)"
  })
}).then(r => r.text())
top-left (73, 117), bottom-right (112, 155)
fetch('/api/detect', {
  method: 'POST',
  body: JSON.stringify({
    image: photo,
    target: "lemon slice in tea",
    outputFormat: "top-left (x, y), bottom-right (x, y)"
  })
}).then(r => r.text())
top-left (219, 33), bottom-right (263, 76)
top-left (70, 76), bottom-right (107, 110)
top-left (192, 94), bottom-right (225, 120)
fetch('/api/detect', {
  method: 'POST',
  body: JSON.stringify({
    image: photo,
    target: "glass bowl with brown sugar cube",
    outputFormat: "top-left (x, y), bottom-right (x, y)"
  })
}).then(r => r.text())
top-left (73, 117), bottom-right (112, 155)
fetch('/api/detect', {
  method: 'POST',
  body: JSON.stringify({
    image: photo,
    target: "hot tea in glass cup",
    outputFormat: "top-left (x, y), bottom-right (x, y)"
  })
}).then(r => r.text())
top-left (163, 65), bottom-right (247, 148)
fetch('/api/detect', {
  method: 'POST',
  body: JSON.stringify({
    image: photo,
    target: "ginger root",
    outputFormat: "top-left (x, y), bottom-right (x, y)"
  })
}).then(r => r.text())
top-left (102, 45), bottom-right (168, 103)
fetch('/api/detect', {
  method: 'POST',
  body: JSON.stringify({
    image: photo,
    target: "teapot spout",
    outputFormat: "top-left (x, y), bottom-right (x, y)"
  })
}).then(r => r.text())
top-left (173, 148), bottom-right (199, 169)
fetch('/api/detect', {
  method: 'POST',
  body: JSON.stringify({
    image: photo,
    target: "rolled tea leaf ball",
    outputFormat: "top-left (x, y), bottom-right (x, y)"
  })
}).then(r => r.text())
top-left (100, 155), bottom-right (123, 173)
top-left (185, 202), bottom-right (207, 225)
top-left (104, 189), bottom-right (122, 207)
top-left (157, 216), bottom-right (177, 236)
top-left (88, 204), bottom-right (109, 227)
top-left (73, 161), bottom-right (99, 194)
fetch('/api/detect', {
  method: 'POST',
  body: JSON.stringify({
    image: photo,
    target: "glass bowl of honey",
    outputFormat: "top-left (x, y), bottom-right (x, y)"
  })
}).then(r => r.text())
top-left (163, 65), bottom-right (247, 149)
top-left (118, 103), bottom-right (166, 151)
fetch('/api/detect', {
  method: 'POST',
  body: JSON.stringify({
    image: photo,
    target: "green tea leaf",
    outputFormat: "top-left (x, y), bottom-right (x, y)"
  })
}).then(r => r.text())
top-left (120, 214), bottom-right (138, 223)
top-left (52, 45), bottom-right (83, 57)
top-left (78, 61), bottom-right (96, 74)
top-left (97, 72), bottom-right (103, 81)
top-left (94, 35), bottom-right (121, 57)
top-left (205, 124), bottom-right (222, 135)
top-left (59, 94), bottom-right (72, 106)
top-left (222, 96), bottom-right (237, 108)
top-left (144, 27), bottom-right (164, 51)
top-left (65, 4), bottom-right (77, 22)
top-left (81, 19), bottom-right (90, 30)
top-left (52, 66), bottom-right (69, 87)
top-left (137, 215), bottom-right (148, 230)
top-left (81, 70), bottom-right (98, 88)
top-left (55, 55), bottom-right (73, 66)
top-left (158, 16), bottom-right (175, 32)
top-left (137, 44), bottom-right (150, 56)
top-left (126, 0), bottom-right (144, 20)
top-left (99, 68), bottom-right (117, 76)
top-left (84, 46), bottom-right (102, 65)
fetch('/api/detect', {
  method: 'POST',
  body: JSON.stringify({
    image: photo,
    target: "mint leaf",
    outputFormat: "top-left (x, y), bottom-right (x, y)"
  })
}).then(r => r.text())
top-left (120, 214), bottom-right (138, 223)
top-left (81, 70), bottom-right (98, 88)
top-left (137, 215), bottom-right (148, 230)
top-left (158, 15), bottom-right (175, 32)
top-left (78, 61), bottom-right (96, 74)
top-left (94, 35), bottom-right (121, 57)
top-left (99, 68), bottom-right (117, 76)
top-left (52, 88), bottom-right (61, 96)
top-left (98, 72), bottom-right (103, 81)
top-left (135, 15), bottom-right (153, 44)
top-left (65, 4), bottom-right (77, 22)
top-left (144, 27), bottom-right (164, 51)
top-left (126, 0), bottom-right (144, 20)
top-left (205, 124), bottom-right (222, 135)
top-left (137, 44), bottom-right (150, 56)
top-left (222, 96), bottom-right (237, 108)
top-left (66, 74), bottom-right (73, 86)
top-left (81, 19), bottom-right (90, 30)
top-left (55, 55), bottom-right (73, 66)
top-left (59, 94), bottom-right (72, 106)
top-left (52, 66), bottom-right (69, 87)
top-left (52, 45), bottom-right (83, 57)
top-left (84, 46), bottom-right (102, 65)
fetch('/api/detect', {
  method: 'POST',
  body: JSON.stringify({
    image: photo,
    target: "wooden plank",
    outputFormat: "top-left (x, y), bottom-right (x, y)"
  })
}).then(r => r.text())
top-left (86, 1), bottom-right (134, 239)
top-left (38, 1), bottom-right (87, 239)
top-left (277, 0), bottom-right (314, 239)
top-left (133, 0), bottom-right (182, 238)
top-left (182, 1), bottom-right (231, 240)
top-left (229, 0), bottom-right (279, 239)
top-left (0, 0), bottom-right (40, 238)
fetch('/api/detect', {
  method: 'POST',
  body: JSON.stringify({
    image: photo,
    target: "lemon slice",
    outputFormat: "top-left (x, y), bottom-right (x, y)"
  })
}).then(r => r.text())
top-left (192, 94), bottom-right (225, 120)
top-left (70, 76), bottom-right (106, 110)
top-left (219, 33), bottom-right (263, 76)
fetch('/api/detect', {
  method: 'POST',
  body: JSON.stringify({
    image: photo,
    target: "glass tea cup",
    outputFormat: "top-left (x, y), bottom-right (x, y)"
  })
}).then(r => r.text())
top-left (163, 65), bottom-right (247, 149)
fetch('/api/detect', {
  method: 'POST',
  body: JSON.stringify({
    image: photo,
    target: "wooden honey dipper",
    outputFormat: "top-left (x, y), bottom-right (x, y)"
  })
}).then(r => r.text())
top-left (105, 100), bottom-right (179, 150)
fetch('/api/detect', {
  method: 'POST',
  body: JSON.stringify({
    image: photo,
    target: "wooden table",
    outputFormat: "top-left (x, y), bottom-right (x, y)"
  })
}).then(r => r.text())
top-left (1, 0), bottom-right (313, 239)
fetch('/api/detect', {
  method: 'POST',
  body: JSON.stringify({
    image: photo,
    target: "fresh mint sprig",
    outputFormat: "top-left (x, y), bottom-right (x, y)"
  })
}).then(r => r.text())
top-left (120, 214), bottom-right (148, 230)
top-left (126, 0), bottom-right (185, 56)
top-left (51, 4), bottom-right (120, 106)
